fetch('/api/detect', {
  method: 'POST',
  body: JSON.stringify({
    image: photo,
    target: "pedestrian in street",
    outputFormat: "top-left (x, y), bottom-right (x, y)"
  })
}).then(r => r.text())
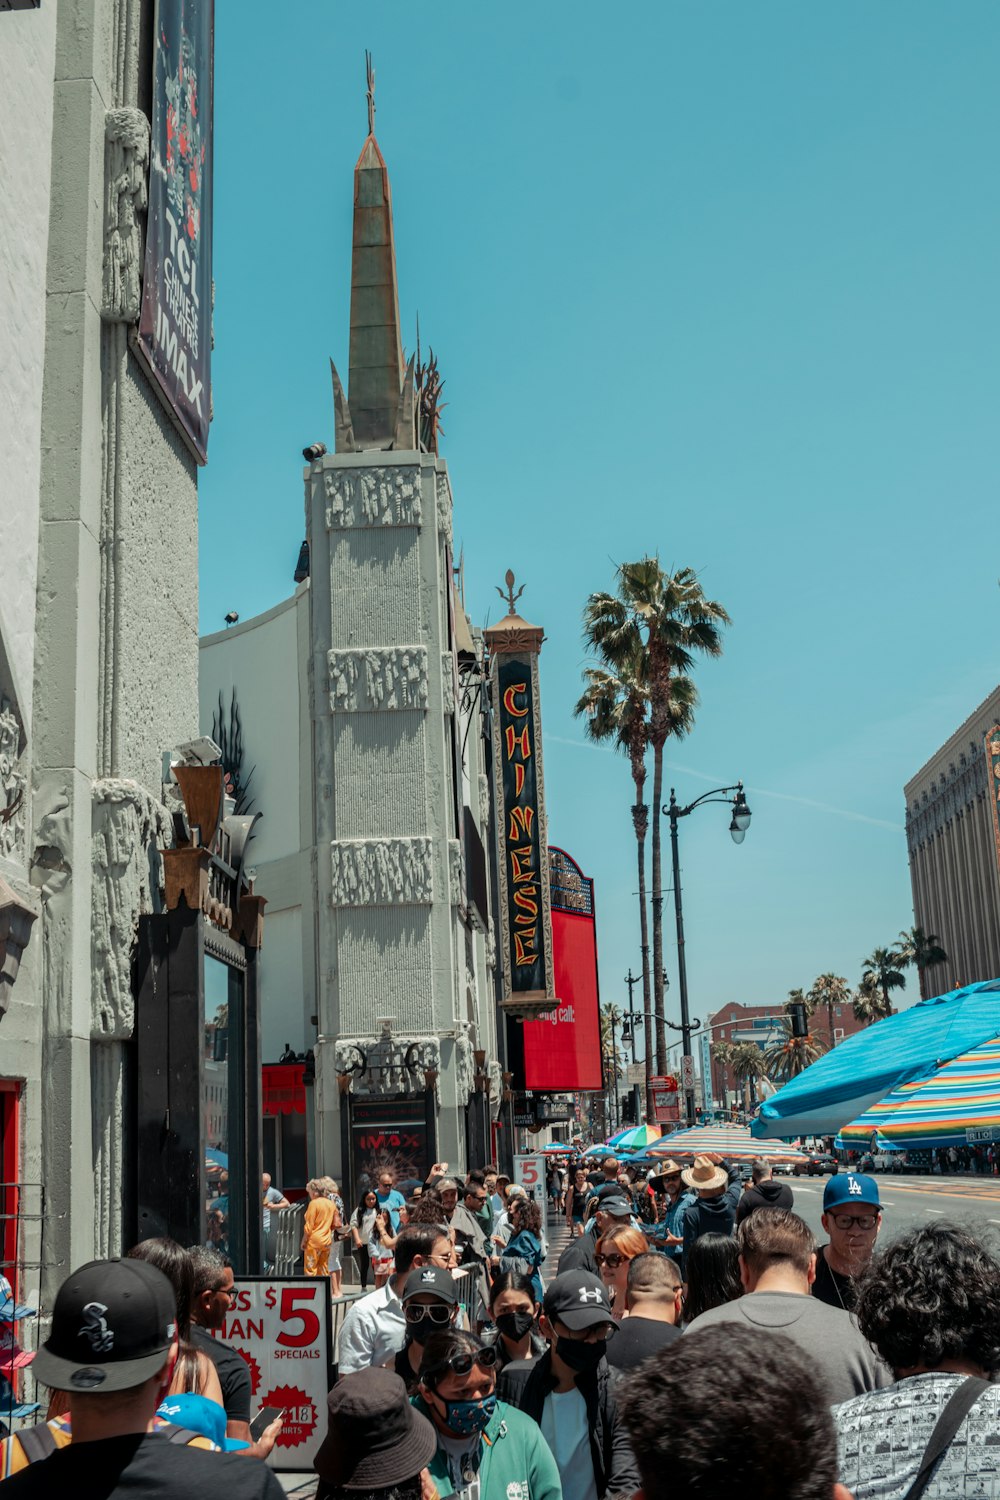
top-left (348, 1187), bottom-right (380, 1290)
top-left (812, 1173), bottom-right (883, 1313)
top-left (0, 1258), bottom-right (283, 1497)
top-left (483, 1271), bottom-right (545, 1371)
top-left (369, 1206), bottom-right (398, 1288)
top-left (302, 1177), bottom-right (338, 1279)
top-left (566, 1169), bottom-right (590, 1237)
top-left (393, 1266), bottom-right (460, 1392)
top-left (558, 1192), bottom-right (634, 1276)
top-left (449, 1179), bottom-right (493, 1328)
top-left (260, 1173), bottom-right (290, 1272)
top-left (734, 1157), bottom-right (794, 1225)
top-left (491, 1174), bottom-right (510, 1225)
top-left (415, 1329), bottom-right (562, 1500)
top-left (587, 1155), bottom-right (620, 1188)
top-left (678, 1155), bottom-right (741, 1273)
top-left (497, 1270), bottom-right (639, 1500)
top-left (323, 1177), bottom-right (346, 1297)
top-left (835, 1222), bottom-right (1000, 1499)
top-left (681, 1232), bottom-right (741, 1326)
top-left (187, 1247), bottom-right (254, 1446)
top-left (647, 1160), bottom-right (694, 1265)
top-left (684, 1208), bottom-right (891, 1405)
top-left (312, 1367), bottom-right (437, 1500)
top-left (623, 1323), bottom-right (852, 1500)
top-left (603, 1254), bottom-right (682, 1375)
top-left (595, 1224), bottom-right (649, 1315)
top-left (375, 1168), bottom-right (407, 1233)
top-left (498, 1194), bottom-right (546, 1303)
top-left (338, 1223), bottom-right (456, 1375)
top-left (126, 1238), bottom-right (224, 1407)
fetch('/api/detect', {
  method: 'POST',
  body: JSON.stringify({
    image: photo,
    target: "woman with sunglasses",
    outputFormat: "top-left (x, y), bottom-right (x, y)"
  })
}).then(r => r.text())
top-left (483, 1271), bottom-right (545, 1370)
top-left (595, 1224), bottom-right (649, 1314)
top-left (394, 1267), bottom-right (459, 1391)
top-left (414, 1329), bottom-right (561, 1500)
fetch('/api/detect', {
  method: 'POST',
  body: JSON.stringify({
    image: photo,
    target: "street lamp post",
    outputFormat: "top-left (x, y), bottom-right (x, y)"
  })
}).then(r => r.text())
top-left (664, 782), bottom-right (752, 1127)
top-left (621, 1008), bottom-right (701, 1126)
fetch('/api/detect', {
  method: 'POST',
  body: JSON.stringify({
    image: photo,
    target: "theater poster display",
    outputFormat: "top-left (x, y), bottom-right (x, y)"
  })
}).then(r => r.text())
top-left (136, 0), bottom-right (214, 463)
top-left (522, 848), bottom-right (602, 1091)
top-left (347, 1096), bottom-right (432, 1201)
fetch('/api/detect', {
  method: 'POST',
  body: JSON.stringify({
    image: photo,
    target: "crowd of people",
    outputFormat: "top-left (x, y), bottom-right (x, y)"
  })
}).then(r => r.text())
top-left (4, 1153), bottom-right (1000, 1499)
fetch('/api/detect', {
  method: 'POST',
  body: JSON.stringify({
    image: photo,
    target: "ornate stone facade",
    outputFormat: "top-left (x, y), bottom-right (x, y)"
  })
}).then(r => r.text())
top-left (330, 836), bottom-right (433, 906)
top-left (91, 779), bottom-right (169, 1039)
top-left (448, 838), bottom-right (466, 909)
top-left (101, 108), bottom-right (150, 322)
top-left (329, 647), bottom-right (429, 713)
top-left (0, 696), bottom-right (26, 863)
top-left (334, 1034), bottom-right (441, 1097)
top-left (442, 657), bottom-right (455, 715)
top-left (324, 465), bottom-right (422, 529)
top-left (435, 472), bottom-right (453, 547)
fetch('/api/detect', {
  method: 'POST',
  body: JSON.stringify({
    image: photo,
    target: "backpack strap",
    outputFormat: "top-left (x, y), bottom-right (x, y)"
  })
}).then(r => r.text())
top-left (901, 1377), bottom-right (990, 1500)
top-left (16, 1423), bottom-right (58, 1465)
top-left (158, 1422), bottom-right (206, 1447)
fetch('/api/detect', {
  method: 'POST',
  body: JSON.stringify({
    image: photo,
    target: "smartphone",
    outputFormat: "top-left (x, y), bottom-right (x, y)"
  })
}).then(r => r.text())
top-left (250, 1407), bottom-right (285, 1441)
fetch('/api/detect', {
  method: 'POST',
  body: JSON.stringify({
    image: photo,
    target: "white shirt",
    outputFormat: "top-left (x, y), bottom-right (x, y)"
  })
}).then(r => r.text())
top-left (337, 1279), bottom-right (406, 1374)
top-left (541, 1387), bottom-right (598, 1500)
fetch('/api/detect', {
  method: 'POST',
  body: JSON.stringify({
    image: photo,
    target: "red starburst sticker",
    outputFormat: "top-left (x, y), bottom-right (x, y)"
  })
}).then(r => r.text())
top-left (234, 1347), bottom-right (261, 1396)
top-left (260, 1384), bottom-right (316, 1449)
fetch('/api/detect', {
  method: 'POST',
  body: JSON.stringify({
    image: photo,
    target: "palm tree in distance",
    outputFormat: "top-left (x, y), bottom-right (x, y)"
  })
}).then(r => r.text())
top-left (588, 559), bottom-right (729, 1073)
top-left (897, 927), bottom-right (948, 997)
top-left (852, 972), bottom-right (892, 1027)
top-left (711, 1041), bottom-right (735, 1114)
top-left (808, 973), bottom-right (852, 1051)
top-left (861, 945), bottom-right (907, 1017)
top-left (600, 1003), bottom-right (625, 1134)
top-left (576, 635), bottom-right (655, 1116)
top-left (730, 1041), bottom-right (768, 1115)
top-left (763, 1017), bottom-right (827, 1082)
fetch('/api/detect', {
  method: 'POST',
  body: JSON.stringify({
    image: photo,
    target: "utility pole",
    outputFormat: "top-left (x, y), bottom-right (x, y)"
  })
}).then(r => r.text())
top-left (624, 968), bottom-right (639, 1063)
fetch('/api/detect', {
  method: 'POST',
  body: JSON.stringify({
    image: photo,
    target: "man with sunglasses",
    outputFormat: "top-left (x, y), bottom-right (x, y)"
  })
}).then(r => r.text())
top-left (812, 1174), bottom-right (882, 1313)
top-left (498, 1271), bottom-right (639, 1500)
top-left (394, 1268), bottom-right (460, 1391)
top-left (414, 1329), bottom-right (561, 1500)
top-left (647, 1160), bottom-right (694, 1267)
top-left (339, 1225), bottom-right (457, 1375)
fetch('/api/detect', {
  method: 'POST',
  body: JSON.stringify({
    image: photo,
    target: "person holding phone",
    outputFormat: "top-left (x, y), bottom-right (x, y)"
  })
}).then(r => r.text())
top-left (370, 1207), bottom-right (398, 1288)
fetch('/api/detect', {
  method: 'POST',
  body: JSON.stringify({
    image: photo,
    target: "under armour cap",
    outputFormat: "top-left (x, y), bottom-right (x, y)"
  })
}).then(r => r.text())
top-left (543, 1270), bottom-right (615, 1330)
top-left (596, 1195), bottom-right (633, 1218)
top-left (823, 1172), bottom-right (881, 1211)
top-left (32, 1258), bottom-right (177, 1394)
top-left (401, 1266), bottom-right (459, 1304)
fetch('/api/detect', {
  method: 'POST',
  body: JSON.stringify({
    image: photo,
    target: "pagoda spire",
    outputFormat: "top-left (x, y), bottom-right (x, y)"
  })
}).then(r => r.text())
top-left (344, 52), bottom-right (407, 449)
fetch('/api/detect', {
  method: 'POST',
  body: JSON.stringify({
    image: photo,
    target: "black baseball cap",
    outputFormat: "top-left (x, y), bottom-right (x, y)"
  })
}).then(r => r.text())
top-left (543, 1271), bottom-right (615, 1331)
top-left (596, 1195), bottom-right (632, 1218)
top-left (401, 1267), bottom-right (459, 1304)
top-left (33, 1259), bottom-right (177, 1393)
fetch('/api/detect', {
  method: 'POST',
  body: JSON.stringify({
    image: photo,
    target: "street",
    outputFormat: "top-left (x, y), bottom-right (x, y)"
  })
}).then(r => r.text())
top-left (780, 1172), bottom-right (1000, 1246)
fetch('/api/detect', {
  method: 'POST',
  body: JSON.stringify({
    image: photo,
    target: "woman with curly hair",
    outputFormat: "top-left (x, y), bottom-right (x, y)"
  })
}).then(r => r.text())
top-left (498, 1195), bottom-right (545, 1302)
top-left (835, 1222), bottom-right (1000, 1498)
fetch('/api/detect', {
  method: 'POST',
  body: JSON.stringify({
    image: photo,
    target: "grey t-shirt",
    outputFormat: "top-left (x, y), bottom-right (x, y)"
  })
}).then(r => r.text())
top-left (684, 1291), bottom-right (891, 1406)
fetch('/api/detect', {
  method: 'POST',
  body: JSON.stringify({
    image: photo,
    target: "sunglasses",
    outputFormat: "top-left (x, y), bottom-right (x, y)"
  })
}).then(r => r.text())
top-left (595, 1253), bottom-right (629, 1269)
top-left (405, 1304), bottom-right (453, 1326)
top-left (829, 1213), bottom-right (878, 1231)
top-left (423, 1345), bottom-right (498, 1381)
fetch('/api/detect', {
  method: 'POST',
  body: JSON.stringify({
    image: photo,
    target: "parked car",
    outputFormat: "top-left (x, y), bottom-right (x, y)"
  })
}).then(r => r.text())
top-left (793, 1152), bottom-right (839, 1177)
top-left (872, 1150), bottom-right (906, 1173)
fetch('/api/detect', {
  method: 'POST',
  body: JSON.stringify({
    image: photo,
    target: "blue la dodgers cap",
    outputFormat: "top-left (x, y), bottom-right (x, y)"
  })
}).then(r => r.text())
top-left (823, 1173), bottom-right (881, 1211)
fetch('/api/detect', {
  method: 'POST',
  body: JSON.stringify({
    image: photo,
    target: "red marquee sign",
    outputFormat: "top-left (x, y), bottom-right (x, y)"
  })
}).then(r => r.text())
top-left (522, 848), bottom-right (602, 1091)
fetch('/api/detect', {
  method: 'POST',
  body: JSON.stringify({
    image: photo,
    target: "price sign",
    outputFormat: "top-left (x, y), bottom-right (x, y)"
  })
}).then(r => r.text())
top-left (214, 1276), bottom-right (333, 1471)
top-left (513, 1153), bottom-right (546, 1202)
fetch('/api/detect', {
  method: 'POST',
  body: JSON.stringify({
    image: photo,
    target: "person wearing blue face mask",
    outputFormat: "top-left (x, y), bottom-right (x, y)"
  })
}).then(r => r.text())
top-left (414, 1329), bottom-right (562, 1500)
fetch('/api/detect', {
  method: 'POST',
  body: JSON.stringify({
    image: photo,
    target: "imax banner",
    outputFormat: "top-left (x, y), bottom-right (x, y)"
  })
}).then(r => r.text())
top-left (137, 0), bottom-right (214, 463)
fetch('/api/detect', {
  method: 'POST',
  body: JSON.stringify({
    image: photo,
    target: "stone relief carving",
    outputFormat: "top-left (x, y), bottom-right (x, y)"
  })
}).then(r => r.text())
top-left (435, 472), bottom-right (453, 546)
top-left (0, 696), bottom-right (27, 863)
top-left (331, 837), bottom-right (433, 906)
top-left (334, 1035), bottom-right (441, 1097)
top-left (0, 876), bottom-right (38, 1019)
top-left (329, 647), bottom-right (429, 713)
top-left (442, 657), bottom-right (455, 716)
top-left (488, 1060), bottom-right (504, 1122)
top-left (324, 466), bottom-right (422, 529)
top-left (448, 839), bottom-right (466, 909)
top-left (92, 779), bottom-right (170, 1040)
top-left (454, 1027), bottom-right (475, 1102)
top-left (102, 108), bottom-right (150, 322)
top-left (485, 920), bottom-right (497, 972)
top-left (478, 773), bottom-right (491, 833)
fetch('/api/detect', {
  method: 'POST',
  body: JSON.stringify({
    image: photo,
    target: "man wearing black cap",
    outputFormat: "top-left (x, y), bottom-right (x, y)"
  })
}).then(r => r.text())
top-left (557, 1190), bottom-right (635, 1276)
top-left (394, 1266), bottom-right (459, 1391)
top-left (498, 1269), bottom-right (638, 1500)
top-left (313, 1367), bottom-right (437, 1500)
top-left (3, 1258), bottom-right (282, 1497)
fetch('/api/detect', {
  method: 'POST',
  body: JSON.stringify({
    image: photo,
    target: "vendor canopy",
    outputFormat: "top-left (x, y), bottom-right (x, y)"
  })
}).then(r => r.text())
top-left (647, 1124), bottom-right (807, 1163)
top-left (839, 1034), bottom-right (1000, 1150)
top-left (752, 980), bottom-right (1000, 1140)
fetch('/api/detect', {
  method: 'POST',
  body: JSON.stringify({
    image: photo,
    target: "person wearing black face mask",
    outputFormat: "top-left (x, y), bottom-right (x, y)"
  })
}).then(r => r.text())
top-left (483, 1272), bottom-right (545, 1370)
top-left (394, 1268), bottom-right (459, 1391)
top-left (497, 1271), bottom-right (639, 1500)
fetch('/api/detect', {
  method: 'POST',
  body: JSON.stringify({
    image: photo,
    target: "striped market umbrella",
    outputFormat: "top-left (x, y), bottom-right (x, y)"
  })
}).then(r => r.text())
top-left (838, 1035), bottom-right (1000, 1151)
top-left (607, 1124), bottom-right (662, 1152)
top-left (647, 1124), bottom-right (808, 1164)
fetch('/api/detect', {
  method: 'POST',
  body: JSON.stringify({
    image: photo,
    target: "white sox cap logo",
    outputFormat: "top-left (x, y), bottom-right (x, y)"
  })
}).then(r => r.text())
top-left (80, 1302), bottom-right (114, 1353)
top-left (579, 1287), bottom-right (604, 1304)
top-left (847, 1177), bottom-right (863, 1196)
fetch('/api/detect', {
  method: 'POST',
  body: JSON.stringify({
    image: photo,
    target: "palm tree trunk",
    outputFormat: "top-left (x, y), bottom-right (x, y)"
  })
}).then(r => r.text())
top-left (650, 744), bottom-right (666, 1074)
top-left (633, 802), bottom-right (654, 1120)
top-left (827, 999), bottom-right (835, 1050)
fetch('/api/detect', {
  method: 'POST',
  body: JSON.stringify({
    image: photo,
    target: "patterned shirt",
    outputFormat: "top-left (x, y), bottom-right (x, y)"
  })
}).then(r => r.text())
top-left (835, 1373), bottom-right (1000, 1498)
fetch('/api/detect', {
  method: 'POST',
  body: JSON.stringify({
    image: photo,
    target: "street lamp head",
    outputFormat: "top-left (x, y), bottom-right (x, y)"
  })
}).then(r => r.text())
top-left (730, 784), bottom-right (751, 843)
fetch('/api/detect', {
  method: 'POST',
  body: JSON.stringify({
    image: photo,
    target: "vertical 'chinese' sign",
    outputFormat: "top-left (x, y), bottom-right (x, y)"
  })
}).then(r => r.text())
top-left (986, 725), bottom-right (1000, 880)
top-left (485, 579), bottom-right (557, 1018)
top-left (136, 0), bottom-right (214, 463)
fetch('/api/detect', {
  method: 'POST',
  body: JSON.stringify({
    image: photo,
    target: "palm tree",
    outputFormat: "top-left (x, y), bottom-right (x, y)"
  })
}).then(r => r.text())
top-left (594, 559), bottom-right (729, 1073)
top-left (808, 973), bottom-right (851, 1051)
top-left (852, 972), bottom-right (892, 1027)
top-left (729, 1042), bottom-right (768, 1115)
top-left (763, 1018), bottom-right (827, 1082)
top-left (861, 945), bottom-right (907, 1017)
top-left (711, 1041), bottom-right (735, 1112)
top-left (575, 634), bottom-right (655, 1114)
top-left (600, 1003), bottom-right (625, 1132)
top-left (897, 927), bottom-right (948, 995)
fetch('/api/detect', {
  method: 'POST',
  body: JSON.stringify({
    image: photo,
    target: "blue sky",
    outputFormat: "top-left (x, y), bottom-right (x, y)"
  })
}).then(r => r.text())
top-left (201, 2), bottom-right (1000, 1041)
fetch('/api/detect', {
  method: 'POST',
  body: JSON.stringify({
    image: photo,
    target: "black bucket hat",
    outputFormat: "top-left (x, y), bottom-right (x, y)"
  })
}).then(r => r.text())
top-left (314, 1368), bottom-right (437, 1488)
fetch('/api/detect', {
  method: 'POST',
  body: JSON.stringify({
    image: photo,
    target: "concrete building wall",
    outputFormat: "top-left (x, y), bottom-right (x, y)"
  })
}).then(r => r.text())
top-left (904, 686), bottom-right (1000, 997)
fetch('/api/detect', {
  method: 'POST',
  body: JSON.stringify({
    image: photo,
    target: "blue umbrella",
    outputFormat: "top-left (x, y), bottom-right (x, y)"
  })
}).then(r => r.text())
top-left (752, 980), bottom-right (1000, 1139)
